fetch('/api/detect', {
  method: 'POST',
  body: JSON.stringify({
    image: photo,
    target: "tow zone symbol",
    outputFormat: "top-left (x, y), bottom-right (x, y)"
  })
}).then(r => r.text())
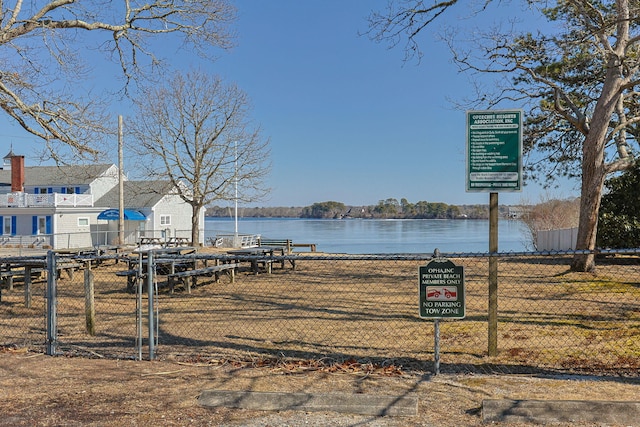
top-left (426, 286), bottom-right (457, 301)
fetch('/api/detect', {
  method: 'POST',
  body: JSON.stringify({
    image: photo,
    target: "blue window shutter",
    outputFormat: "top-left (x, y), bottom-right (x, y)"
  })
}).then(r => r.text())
top-left (34, 188), bottom-right (39, 194)
top-left (61, 187), bottom-right (66, 194)
top-left (46, 216), bottom-right (52, 234)
top-left (11, 216), bottom-right (16, 236)
top-left (47, 187), bottom-right (53, 194)
top-left (0, 216), bottom-right (3, 234)
top-left (32, 216), bottom-right (37, 234)
top-left (75, 187), bottom-right (80, 194)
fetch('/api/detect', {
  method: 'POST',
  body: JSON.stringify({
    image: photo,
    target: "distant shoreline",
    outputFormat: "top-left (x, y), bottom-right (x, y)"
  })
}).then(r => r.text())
top-left (205, 215), bottom-right (495, 220)
top-left (206, 202), bottom-right (522, 220)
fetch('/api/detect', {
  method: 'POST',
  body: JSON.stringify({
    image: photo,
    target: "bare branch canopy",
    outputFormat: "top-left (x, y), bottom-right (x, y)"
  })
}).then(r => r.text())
top-left (0, 0), bottom-right (235, 162)
top-left (368, 0), bottom-right (640, 271)
top-left (127, 70), bottom-right (271, 245)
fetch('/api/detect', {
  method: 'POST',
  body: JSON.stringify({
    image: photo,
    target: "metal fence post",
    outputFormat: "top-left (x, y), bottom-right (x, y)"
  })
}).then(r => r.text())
top-left (46, 250), bottom-right (57, 355)
top-left (147, 250), bottom-right (155, 360)
top-left (434, 318), bottom-right (440, 375)
top-left (136, 252), bottom-right (143, 361)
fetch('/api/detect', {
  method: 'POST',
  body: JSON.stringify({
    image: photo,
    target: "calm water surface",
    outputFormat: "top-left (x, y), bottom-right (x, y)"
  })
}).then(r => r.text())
top-left (205, 218), bottom-right (530, 254)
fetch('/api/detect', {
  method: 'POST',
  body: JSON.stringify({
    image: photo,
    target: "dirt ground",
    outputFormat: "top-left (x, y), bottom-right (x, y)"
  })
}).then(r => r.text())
top-left (0, 348), bottom-right (638, 427)
top-left (1, 249), bottom-right (639, 425)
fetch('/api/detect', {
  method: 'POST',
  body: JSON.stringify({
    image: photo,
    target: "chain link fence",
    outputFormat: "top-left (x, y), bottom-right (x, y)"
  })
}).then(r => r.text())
top-left (1, 249), bottom-right (638, 376)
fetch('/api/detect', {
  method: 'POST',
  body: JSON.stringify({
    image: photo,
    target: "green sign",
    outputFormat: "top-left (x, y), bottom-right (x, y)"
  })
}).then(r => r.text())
top-left (466, 110), bottom-right (522, 192)
top-left (419, 258), bottom-right (465, 319)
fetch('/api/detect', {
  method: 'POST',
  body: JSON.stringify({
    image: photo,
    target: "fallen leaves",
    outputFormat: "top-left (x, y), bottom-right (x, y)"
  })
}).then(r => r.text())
top-left (177, 354), bottom-right (407, 377)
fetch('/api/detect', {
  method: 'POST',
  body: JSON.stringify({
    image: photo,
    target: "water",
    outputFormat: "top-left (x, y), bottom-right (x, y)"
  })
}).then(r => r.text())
top-left (205, 217), bottom-right (531, 254)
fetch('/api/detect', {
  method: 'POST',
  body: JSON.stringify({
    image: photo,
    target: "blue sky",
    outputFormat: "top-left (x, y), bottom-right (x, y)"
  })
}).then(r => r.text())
top-left (0, 1), bottom-right (579, 207)
top-left (210, 1), bottom-right (579, 207)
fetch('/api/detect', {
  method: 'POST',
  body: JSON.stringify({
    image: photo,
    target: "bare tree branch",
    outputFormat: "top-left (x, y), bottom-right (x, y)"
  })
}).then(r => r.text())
top-left (367, 0), bottom-right (640, 270)
top-left (366, 0), bottom-right (462, 62)
top-left (0, 1), bottom-right (235, 161)
top-left (127, 70), bottom-right (270, 245)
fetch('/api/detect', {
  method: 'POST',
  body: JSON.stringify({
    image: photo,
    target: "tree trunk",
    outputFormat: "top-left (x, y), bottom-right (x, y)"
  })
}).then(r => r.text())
top-left (571, 159), bottom-right (605, 272)
top-left (571, 59), bottom-right (622, 272)
top-left (191, 204), bottom-right (201, 246)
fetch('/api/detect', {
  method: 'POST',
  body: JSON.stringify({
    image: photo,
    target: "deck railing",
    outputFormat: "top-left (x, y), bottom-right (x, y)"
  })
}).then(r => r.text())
top-left (0, 192), bottom-right (93, 207)
top-left (209, 233), bottom-right (260, 248)
top-left (0, 229), bottom-right (202, 252)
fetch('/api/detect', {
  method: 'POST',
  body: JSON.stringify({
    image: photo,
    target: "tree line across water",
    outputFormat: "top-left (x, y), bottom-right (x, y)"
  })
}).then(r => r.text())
top-left (210, 162), bottom-right (640, 249)
top-left (207, 198), bottom-right (517, 220)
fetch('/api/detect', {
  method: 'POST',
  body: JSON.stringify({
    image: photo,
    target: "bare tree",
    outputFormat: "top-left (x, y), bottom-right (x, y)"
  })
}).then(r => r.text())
top-left (127, 70), bottom-right (271, 245)
top-left (0, 1), bottom-right (235, 162)
top-left (520, 196), bottom-right (581, 249)
top-left (368, 1), bottom-right (640, 271)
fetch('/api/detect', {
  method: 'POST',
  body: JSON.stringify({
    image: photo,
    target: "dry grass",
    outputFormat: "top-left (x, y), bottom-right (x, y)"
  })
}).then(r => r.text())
top-left (1, 251), bottom-right (638, 376)
top-left (0, 251), bottom-right (639, 426)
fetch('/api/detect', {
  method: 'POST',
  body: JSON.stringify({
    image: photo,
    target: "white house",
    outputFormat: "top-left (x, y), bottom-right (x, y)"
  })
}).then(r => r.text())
top-left (0, 152), bottom-right (203, 249)
top-left (95, 180), bottom-right (197, 245)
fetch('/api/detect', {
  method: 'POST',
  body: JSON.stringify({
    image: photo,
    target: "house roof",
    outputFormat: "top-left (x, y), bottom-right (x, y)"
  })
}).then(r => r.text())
top-left (0, 163), bottom-right (116, 187)
top-left (95, 180), bottom-right (177, 209)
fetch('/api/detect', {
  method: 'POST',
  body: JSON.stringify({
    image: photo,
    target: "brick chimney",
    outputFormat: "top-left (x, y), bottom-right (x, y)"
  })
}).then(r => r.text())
top-left (11, 155), bottom-right (24, 192)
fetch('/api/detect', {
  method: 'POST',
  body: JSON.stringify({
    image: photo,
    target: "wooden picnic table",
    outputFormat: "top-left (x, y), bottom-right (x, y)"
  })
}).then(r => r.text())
top-left (0, 257), bottom-right (83, 305)
top-left (116, 253), bottom-right (239, 293)
top-left (0, 259), bottom-right (45, 308)
top-left (227, 246), bottom-right (287, 274)
top-left (138, 237), bottom-right (191, 248)
top-left (166, 262), bottom-right (239, 293)
top-left (132, 256), bottom-right (194, 274)
top-left (138, 236), bottom-right (163, 246)
top-left (166, 237), bottom-right (190, 247)
top-left (118, 254), bottom-right (196, 292)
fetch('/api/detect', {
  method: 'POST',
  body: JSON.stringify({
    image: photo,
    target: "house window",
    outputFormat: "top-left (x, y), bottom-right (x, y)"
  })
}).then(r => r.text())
top-left (160, 215), bottom-right (171, 226)
top-left (78, 217), bottom-right (89, 227)
top-left (66, 187), bottom-right (76, 194)
top-left (33, 215), bottom-right (52, 235)
top-left (3, 217), bottom-right (11, 235)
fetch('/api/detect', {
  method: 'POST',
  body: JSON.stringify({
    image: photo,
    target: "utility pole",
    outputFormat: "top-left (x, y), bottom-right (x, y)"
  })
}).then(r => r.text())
top-left (488, 192), bottom-right (498, 356)
top-left (118, 115), bottom-right (124, 246)
top-left (231, 140), bottom-right (240, 248)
